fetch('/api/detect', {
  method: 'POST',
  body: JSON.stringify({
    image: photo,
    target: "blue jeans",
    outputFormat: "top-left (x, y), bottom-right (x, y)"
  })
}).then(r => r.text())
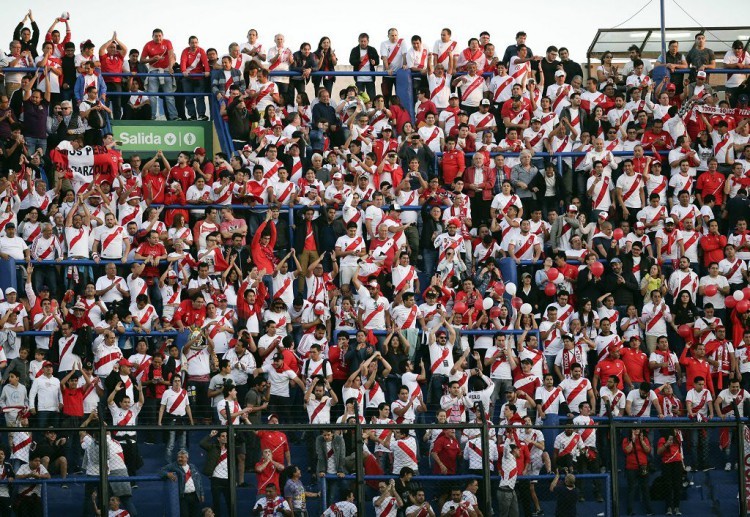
top-left (25, 137), bottom-right (47, 156)
top-left (422, 249), bottom-right (438, 278)
top-left (146, 71), bottom-right (177, 120)
top-left (165, 428), bottom-right (187, 463)
top-left (181, 77), bottom-right (207, 118)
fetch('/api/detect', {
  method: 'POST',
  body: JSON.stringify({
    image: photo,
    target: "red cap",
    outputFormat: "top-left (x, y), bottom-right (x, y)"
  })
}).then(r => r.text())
top-left (118, 358), bottom-right (132, 367)
top-left (194, 147), bottom-right (206, 156)
top-left (43, 361), bottom-right (53, 368)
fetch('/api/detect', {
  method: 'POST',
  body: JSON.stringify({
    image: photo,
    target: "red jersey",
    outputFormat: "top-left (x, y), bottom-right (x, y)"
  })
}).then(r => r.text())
top-left (620, 347), bottom-right (650, 384)
top-left (679, 347), bottom-right (715, 393)
top-left (142, 40), bottom-right (174, 70)
top-left (699, 234), bottom-right (727, 268)
top-left (254, 459), bottom-right (280, 495)
top-left (135, 241), bottom-right (167, 278)
top-left (431, 432), bottom-right (462, 474)
top-left (257, 430), bottom-right (289, 465)
top-left (415, 100), bottom-right (438, 126)
top-left (696, 171), bottom-right (725, 206)
top-left (100, 53), bottom-right (125, 83)
top-left (142, 172), bottom-right (167, 204)
top-left (328, 345), bottom-right (350, 381)
top-left (594, 358), bottom-right (627, 389)
top-left (441, 150), bottom-right (466, 185)
top-left (180, 48), bottom-right (209, 75)
top-left (169, 165), bottom-right (196, 194)
top-left (173, 299), bottom-right (207, 328)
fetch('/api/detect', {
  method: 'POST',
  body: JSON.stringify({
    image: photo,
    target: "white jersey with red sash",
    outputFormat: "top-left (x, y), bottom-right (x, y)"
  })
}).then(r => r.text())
top-left (560, 377), bottom-right (591, 413)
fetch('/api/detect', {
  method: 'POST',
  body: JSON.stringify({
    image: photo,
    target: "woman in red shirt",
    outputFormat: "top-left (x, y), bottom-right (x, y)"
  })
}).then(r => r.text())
top-left (656, 430), bottom-right (684, 515)
top-left (431, 428), bottom-right (461, 475)
top-left (621, 428), bottom-right (653, 516)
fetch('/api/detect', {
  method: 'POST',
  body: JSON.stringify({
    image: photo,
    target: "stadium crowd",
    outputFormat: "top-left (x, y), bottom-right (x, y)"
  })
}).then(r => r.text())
top-left (0, 8), bottom-right (750, 517)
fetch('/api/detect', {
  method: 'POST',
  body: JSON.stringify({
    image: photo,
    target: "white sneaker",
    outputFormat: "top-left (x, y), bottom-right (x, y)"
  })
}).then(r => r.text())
top-left (725, 462), bottom-right (732, 471)
top-left (666, 508), bottom-right (672, 515)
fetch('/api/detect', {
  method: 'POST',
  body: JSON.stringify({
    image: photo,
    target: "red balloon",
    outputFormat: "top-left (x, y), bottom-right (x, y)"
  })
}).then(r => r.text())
top-left (493, 282), bottom-right (506, 296)
top-left (726, 296), bottom-right (738, 309)
top-left (743, 287), bottom-right (750, 300)
top-left (544, 283), bottom-right (557, 297)
top-left (590, 261), bottom-right (605, 278)
top-left (703, 284), bottom-right (718, 297)
top-left (613, 228), bottom-right (624, 240)
top-left (474, 298), bottom-right (485, 311)
top-left (511, 296), bottom-right (523, 310)
top-left (453, 302), bottom-right (467, 314)
top-left (547, 267), bottom-right (559, 281)
top-left (739, 300), bottom-right (750, 314)
top-left (677, 324), bottom-right (692, 338)
top-left (489, 306), bottom-right (502, 319)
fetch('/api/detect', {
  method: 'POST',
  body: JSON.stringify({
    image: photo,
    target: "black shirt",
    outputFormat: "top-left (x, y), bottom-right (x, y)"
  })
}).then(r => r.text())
top-left (561, 60), bottom-right (584, 84)
top-left (539, 59), bottom-right (561, 94)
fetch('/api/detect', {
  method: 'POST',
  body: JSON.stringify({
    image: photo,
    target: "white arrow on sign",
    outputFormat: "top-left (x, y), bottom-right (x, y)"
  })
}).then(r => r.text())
top-left (164, 133), bottom-right (177, 146)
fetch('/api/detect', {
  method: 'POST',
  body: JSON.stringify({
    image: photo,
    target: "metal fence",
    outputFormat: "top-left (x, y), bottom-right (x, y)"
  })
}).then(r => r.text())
top-left (2, 405), bottom-right (745, 517)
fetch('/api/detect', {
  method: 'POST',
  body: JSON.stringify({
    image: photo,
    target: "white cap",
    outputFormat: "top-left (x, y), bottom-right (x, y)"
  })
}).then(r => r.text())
top-left (4, 287), bottom-right (16, 295)
top-left (568, 204), bottom-right (578, 212)
top-left (697, 70), bottom-right (707, 78)
top-left (665, 217), bottom-right (675, 224)
top-left (480, 99), bottom-right (490, 106)
top-left (555, 70), bottom-right (566, 77)
top-left (449, 92), bottom-right (459, 99)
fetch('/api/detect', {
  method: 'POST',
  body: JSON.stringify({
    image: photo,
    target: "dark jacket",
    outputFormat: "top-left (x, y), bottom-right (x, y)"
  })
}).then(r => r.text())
top-left (199, 434), bottom-right (228, 477)
top-left (398, 143), bottom-right (435, 180)
top-left (315, 434), bottom-right (346, 475)
top-left (293, 209), bottom-right (322, 253)
top-left (420, 204), bottom-right (444, 251)
top-left (14, 22), bottom-right (39, 58)
top-left (559, 106), bottom-right (591, 135)
top-left (561, 60), bottom-right (584, 83)
top-left (290, 51), bottom-right (319, 83)
top-left (2, 357), bottom-right (29, 386)
top-left (348, 46), bottom-right (379, 71)
top-left (104, 369), bottom-right (141, 405)
top-left (161, 461), bottom-right (205, 499)
top-left (601, 268), bottom-right (640, 306)
top-left (312, 101), bottom-right (338, 128)
top-left (530, 171), bottom-right (567, 201)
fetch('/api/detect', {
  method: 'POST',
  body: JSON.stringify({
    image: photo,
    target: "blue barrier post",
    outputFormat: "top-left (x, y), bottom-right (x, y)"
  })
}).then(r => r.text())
top-left (395, 69), bottom-right (415, 124)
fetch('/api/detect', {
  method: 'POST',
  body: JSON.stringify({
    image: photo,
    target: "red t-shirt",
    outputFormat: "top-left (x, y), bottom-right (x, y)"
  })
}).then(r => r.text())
top-left (303, 221), bottom-right (316, 251)
top-left (142, 40), bottom-right (174, 70)
top-left (622, 436), bottom-right (650, 470)
top-left (62, 386), bottom-right (85, 417)
top-left (255, 459), bottom-right (280, 495)
top-left (500, 102), bottom-right (530, 125)
top-left (594, 359), bottom-right (627, 389)
top-left (432, 433), bottom-right (462, 474)
top-left (169, 165), bottom-right (196, 194)
top-left (136, 241), bottom-right (167, 278)
top-left (257, 430), bottom-right (289, 465)
top-left (173, 299), bottom-right (207, 328)
top-left (696, 171), bottom-right (725, 206)
top-left (100, 53), bottom-right (125, 83)
top-left (328, 345), bottom-right (350, 381)
top-left (142, 172), bottom-right (167, 204)
top-left (620, 348), bottom-right (650, 384)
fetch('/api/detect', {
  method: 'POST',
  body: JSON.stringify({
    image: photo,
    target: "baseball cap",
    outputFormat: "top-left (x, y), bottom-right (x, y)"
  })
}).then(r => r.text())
top-left (697, 71), bottom-right (707, 78)
top-left (531, 117), bottom-right (541, 123)
top-left (608, 343), bottom-right (622, 352)
top-left (242, 145), bottom-right (252, 151)
top-left (167, 270), bottom-right (178, 278)
top-left (666, 83), bottom-right (676, 91)
top-left (480, 99), bottom-right (490, 106)
top-left (436, 330), bottom-right (447, 337)
top-left (635, 222), bottom-right (645, 229)
top-left (598, 212), bottom-right (608, 220)
top-left (368, 279), bottom-right (379, 288)
top-left (267, 414), bottom-right (279, 422)
top-left (4, 287), bottom-right (16, 295)
top-left (568, 204), bottom-right (578, 212)
top-left (332, 172), bottom-right (343, 180)
top-left (121, 163), bottom-right (132, 172)
top-left (194, 147), bottom-right (206, 156)
top-left (610, 257), bottom-right (622, 264)
top-left (43, 361), bottom-right (53, 368)
top-left (382, 124), bottom-right (392, 131)
top-left (665, 217), bottom-right (675, 224)
top-left (391, 203), bottom-right (403, 211)
top-left (215, 293), bottom-right (227, 302)
top-left (449, 92), bottom-right (459, 99)
top-left (118, 358), bottom-right (132, 367)
top-left (272, 353), bottom-right (285, 362)
top-left (73, 302), bottom-right (86, 311)
top-left (554, 70), bottom-right (566, 77)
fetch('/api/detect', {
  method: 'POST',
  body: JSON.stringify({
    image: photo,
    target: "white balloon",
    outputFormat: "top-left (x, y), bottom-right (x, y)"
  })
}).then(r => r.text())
top-left (483, 297), bottom-right (493, 311)
top-left (734, 290), bottom-right (745, 301)
top-left (505, 283), bottom-right (517, 296)
top-left (520, 303), bottom-right (533, 315)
